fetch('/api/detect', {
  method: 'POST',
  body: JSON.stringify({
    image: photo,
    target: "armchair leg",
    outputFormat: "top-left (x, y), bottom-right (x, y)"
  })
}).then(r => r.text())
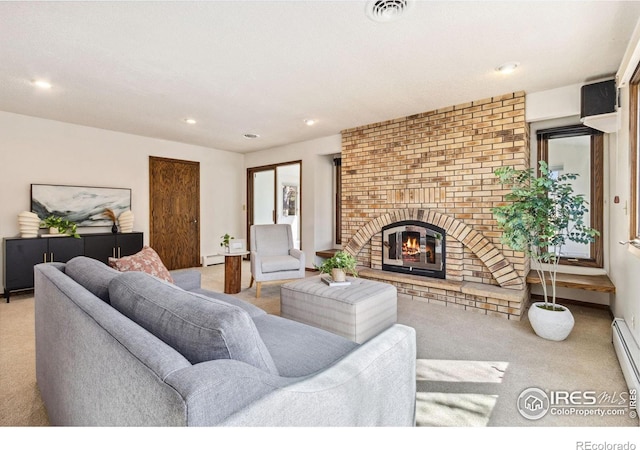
top-left (249, 276), bottom-right (254, 288)
top-left (256, 282), bottom-right (262, 298)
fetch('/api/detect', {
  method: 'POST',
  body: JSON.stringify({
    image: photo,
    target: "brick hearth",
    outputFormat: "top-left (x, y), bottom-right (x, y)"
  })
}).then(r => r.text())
top-left (340, 92), bottom-right (530, 320)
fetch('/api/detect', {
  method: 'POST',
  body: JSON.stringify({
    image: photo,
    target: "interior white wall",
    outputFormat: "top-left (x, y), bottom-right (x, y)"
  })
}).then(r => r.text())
top-left (526, 83), bottom-right (581, 122)
top-left (244, 135), bottom-right (340, 268)
top-left (0, 111), bottom-right (244, 281)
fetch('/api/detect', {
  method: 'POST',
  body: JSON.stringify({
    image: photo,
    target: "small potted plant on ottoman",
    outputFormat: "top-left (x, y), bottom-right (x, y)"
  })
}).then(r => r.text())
top-left (316, 250), bottom-right (358, 282)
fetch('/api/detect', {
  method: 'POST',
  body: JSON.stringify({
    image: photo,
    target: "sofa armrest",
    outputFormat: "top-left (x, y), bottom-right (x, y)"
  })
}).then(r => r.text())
top-left (289, 248), bottom-right (305, 266)
top-left (170, 269), bottom-right (201, 291)
top-left (166, 324), bottom-right (416, 426)
top-left (250, 251), bottom-right (261, 277)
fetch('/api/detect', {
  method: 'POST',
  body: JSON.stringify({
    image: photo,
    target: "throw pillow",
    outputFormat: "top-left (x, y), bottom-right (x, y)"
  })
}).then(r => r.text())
top-left (109, 246), bottom-right (174, 283)
top-left (108, 271), bottom-right (279, 375)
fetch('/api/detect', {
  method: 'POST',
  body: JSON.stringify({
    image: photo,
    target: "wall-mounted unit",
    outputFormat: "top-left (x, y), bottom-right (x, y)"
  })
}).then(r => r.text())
top-left (580, 79), bottom-right (618, 133)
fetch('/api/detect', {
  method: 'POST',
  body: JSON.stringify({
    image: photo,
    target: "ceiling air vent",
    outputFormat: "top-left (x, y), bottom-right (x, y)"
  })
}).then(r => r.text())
top-left (366, 0), bottom-right (412, 23)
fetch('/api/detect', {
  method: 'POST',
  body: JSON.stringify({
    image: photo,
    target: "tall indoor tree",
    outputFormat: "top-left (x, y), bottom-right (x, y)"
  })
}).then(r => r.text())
top-left (492, 161), bottom-right (599, 340)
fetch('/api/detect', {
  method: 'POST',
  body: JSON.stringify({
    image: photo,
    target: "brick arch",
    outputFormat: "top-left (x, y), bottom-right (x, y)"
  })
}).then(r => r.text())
top-left (343, 208), bottom-right (524, 290)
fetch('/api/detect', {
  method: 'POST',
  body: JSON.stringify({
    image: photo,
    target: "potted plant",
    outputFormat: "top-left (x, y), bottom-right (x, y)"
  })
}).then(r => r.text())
top-left (220, 233), bottom-right (234, 253)
top-left (42, 215), bottom-right (80, 238)
top-left (316, 250), bottom-right (358, 282)
top-left (492, 160), bottom-right (599, 341)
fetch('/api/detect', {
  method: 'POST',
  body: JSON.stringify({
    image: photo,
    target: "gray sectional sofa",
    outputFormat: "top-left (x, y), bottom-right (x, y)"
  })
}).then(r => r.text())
top-left (34, 256), bottom-right (416, 426)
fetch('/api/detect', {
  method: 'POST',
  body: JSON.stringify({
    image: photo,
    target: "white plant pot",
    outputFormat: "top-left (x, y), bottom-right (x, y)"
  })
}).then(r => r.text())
top-left (331, 268), bottom-right (346, 282)
top-left (528, 301), bottom-right (575, 341)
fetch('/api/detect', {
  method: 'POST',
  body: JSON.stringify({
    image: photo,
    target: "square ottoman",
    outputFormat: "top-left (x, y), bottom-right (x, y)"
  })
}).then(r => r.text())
top-left (281, 275), bottom-right (397, 343)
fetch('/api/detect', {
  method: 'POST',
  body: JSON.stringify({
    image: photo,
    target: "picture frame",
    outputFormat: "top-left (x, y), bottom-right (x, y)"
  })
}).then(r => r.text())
top-left (282, 184), bottom-right (297, 216)
top-left (31, 184), bottom-right (132, 227)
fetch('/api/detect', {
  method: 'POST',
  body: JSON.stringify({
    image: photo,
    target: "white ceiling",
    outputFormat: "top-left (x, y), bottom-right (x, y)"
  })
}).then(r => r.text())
top-left (2, 1), bottom-right (640, 153)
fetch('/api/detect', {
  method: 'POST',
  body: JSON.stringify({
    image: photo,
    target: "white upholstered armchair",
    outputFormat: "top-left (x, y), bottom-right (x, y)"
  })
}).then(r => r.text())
top-left (249, 224), bottom-right (305, 297)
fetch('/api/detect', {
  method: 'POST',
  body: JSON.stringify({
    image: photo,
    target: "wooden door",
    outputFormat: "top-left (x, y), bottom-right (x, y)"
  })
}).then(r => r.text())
top-left (149, 157), bottom-right (200, 270)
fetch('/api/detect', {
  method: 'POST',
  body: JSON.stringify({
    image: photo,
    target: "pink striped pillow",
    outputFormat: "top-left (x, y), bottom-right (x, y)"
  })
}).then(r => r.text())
top-left (109, 246), bottom-right (173, 283)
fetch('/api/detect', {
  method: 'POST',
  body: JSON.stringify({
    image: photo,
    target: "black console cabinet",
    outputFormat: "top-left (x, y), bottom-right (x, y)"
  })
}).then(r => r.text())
top-left (83, 233), bottom-right (143, 265)
top-left (2, 232), bottom-right (143, 302)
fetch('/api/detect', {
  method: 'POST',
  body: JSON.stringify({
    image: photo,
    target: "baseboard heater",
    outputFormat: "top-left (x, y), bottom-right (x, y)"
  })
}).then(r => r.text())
top-left (612, 318), bottom-right (640, 423)
top-left (201, 254), bottom-right (224, 267)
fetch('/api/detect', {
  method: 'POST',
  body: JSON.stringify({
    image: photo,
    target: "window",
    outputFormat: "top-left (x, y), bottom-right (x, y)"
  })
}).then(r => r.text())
top-left (537, 124), bottom-right (604, 267)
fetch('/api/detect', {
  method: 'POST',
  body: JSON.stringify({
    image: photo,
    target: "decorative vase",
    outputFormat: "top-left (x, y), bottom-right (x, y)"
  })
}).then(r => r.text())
top-left (49, 227), bottom-right (59, 235)
top-left (17, 211), bottom-right (40, 238)
top-left (111, 223), bottom-right (118, 234)
top-left (331, 268), bottom-right (346, 282)
top-left (528, 301), bottom-right (575, 341)
top-left (118, 210), bottom-right (134, 233)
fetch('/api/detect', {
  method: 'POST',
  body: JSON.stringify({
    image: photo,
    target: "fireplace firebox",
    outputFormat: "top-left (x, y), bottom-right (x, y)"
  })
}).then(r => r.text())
top-left (382, 220), bottom-right (445, 279)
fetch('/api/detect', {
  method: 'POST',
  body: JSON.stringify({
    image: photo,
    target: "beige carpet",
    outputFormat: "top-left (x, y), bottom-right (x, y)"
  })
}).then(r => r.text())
top-left (0, 261), bottom-right (636, 427)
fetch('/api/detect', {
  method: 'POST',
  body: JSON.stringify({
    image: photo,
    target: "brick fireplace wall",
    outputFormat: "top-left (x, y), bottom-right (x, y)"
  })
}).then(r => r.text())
top-left (340, 92), bottom-right (530, 319)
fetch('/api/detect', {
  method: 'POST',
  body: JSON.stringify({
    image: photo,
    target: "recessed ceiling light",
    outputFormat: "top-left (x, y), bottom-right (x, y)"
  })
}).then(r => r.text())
top-left (243, 133), bottom-right (260, 139)
top-left (304, 119), bottom-right (316, 126)
top-left (495, 62), bottom-right (519, 74)
top-left (32, 79), bottom-right (52, 89)
top-left (183, 118), bottom-right (197, 125)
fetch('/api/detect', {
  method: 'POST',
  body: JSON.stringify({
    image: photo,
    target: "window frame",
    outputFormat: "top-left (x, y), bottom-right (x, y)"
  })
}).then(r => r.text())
top-left (537, 124), bottom-right (604, 268)
top-left (334, 157), bottom-right (342, 245)
top-left (630, 64), bottom-right (640, 241)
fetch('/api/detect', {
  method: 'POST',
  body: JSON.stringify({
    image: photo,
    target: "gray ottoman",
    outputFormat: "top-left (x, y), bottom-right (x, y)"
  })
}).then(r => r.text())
top-left (281, 275), bottom-right (397, 343)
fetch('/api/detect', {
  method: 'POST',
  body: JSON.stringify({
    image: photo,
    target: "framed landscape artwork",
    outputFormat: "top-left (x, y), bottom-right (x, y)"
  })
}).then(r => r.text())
top-left (31, 184), bottom-right (132, 227)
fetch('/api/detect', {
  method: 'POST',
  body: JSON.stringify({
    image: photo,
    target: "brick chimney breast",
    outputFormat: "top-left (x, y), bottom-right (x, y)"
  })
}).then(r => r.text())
top-left (341, 92), bottom-right (529, 320)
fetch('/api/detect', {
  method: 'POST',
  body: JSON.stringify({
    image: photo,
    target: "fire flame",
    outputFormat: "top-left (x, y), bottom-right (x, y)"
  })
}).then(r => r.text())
top-left (403, 237), bottom-right (420, 256)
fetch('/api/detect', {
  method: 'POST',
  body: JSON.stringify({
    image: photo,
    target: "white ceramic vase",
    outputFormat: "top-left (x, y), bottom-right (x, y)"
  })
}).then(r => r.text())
top-left (528, 301), bottom-right (575, 341)
top-left (118, 210), bottom-right (134, 233)
top-left (17, 211), bottom-right (40, 238)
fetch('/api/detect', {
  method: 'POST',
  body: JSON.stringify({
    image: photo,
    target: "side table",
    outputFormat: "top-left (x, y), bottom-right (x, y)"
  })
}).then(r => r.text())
top-left (224, 251), bottom-right (249, 294)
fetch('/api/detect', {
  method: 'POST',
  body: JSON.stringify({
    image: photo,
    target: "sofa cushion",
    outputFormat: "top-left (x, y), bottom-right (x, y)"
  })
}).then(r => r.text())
top-left (190, 288), bottom-right (266, 318)
top-left (170, 269), bottom-right (201, 291)
top-left (253, 314), bottom-right (358, 377)
top-left (108, 271), bottom-right (278, 374)
top-left (260, 255), bottom-right (301, 273)
top-left (109, 246), bottom-right (173, 283)
top-left (65, 256), bottom-right (121, 304)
